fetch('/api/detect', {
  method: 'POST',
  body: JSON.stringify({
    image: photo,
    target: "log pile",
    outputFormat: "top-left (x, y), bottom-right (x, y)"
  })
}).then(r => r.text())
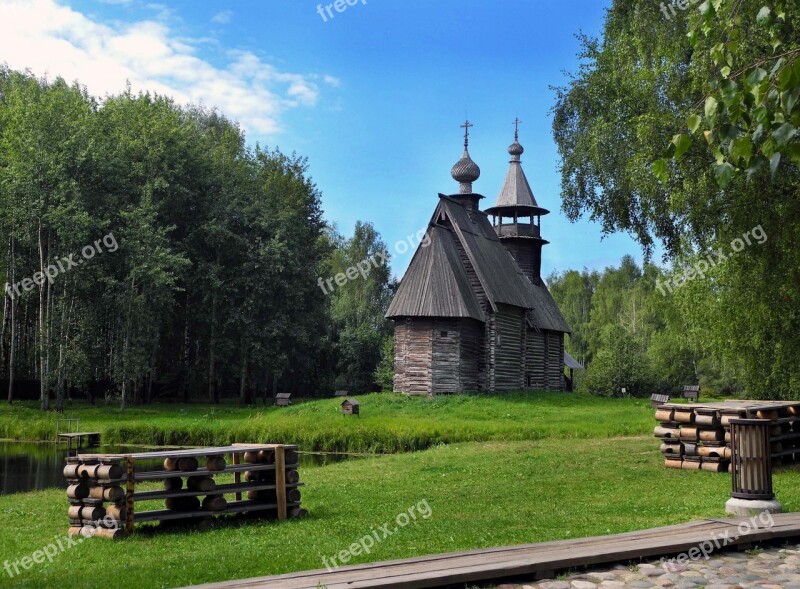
top-left (64, 457), bottom-right (125, 539)
top-left (65, 444), bottom-right (306, 539)
top-left (654, 401), bottom-right (800, 472)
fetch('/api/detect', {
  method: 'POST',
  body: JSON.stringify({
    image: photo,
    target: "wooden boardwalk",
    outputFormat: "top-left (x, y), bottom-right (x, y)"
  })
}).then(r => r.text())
top-left (188, 513), bottom-right (800, 589)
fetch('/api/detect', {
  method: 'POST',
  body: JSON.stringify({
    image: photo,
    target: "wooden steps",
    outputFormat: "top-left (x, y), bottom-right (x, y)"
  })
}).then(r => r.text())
top-left (185, 513), bottom-right (800, 589)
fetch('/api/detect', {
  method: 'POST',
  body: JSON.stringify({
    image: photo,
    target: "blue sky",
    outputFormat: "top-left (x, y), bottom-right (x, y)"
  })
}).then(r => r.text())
top-left (0, 0), bottom-right (654, 279)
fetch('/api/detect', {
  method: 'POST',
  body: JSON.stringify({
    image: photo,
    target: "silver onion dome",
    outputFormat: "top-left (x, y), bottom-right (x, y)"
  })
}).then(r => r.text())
top-left (452, 120), bottom-right (480, 193)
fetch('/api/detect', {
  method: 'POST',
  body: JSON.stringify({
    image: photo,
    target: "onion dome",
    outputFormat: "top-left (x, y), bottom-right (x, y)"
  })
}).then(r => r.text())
top-left (451, 120), bottom-right (481, 194)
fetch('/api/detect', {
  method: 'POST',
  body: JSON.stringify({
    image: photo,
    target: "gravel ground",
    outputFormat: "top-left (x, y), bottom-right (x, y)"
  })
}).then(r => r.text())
top-left (486, 543), bottom-right (800, 589)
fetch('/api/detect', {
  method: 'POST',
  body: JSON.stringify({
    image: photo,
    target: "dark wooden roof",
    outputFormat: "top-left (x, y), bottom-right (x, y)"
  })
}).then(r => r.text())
top-left (385, 224), bottom-right (485, 321)
top-left (386, 195), bottom-right (570, 333)
top-left (342, 398), bottom-right (360, 406)
top-left (564, 350), bottom-right (584, 370)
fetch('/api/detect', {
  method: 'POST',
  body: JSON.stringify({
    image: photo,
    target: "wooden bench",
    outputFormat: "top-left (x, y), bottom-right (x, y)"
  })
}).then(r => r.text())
top-left (650, 394), bottom-right (670, 408)
top-left (683, 385), bottom-right (700, 401)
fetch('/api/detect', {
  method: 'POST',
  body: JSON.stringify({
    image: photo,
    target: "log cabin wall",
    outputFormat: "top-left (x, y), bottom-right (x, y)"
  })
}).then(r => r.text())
top-left (458, 319), bottom-right (484, 392)
top-left (486, 312), bottom-right (496, 392)
top-left (546, 331), bottom-right (565, 391)
top-left (431, 320), bottom-right (460, 394)
top-left (393, 320), bottom-right (433, 395)
top-left (501, 240), bottom-right (537, 285)
top-left (493, 304), bottom-right (525, 391)
top-left (526, 329), bottom-right (546, 389)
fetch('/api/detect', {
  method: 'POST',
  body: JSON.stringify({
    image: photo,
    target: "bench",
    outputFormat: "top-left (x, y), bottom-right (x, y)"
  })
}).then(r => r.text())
top-left (650, 394), bottom-right (670, 408)
top-left (683, 385), bottom-right (700, 401)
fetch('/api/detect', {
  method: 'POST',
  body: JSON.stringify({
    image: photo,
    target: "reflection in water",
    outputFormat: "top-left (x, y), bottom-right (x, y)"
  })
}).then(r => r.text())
top-left (0, 442), bottom-right (358, 495)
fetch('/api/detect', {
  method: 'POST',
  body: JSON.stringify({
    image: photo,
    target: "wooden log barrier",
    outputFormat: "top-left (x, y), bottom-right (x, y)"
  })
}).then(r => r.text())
top-left (187, 476), bottom-right (216, 493)
top-left (165, 496), bottom-right (201, 511)
top-left (70, 444), bottom-right (305, 538)
top-left (177, 457), bottom-right (199, 472)
top-left (681, 458), bottom-right (702, 470)
top-left (63, 462), bottom-right (85, 480)
top-left (698, 429), bottom-right (724, 442)
top-left (695, 412), bottom-right (720, 427)
top-left (89, 486), bottom-right (125, 502)
top-left (654, 425), bottom-right (677, 438)
top-left (206, 456), bottom-right (226, 471)
top-left (678, 426), bottom-right (699, 440)
top-left (655, 408), bottom-right (674, 422)
top-left (673, 409), bottom-right (695, 424)
top-left (664, 457), bottom-right (683, 469)
top-left (258, 449), bottom-right (275, 464)
top-left (164, 477), bottom-right (183, 492)
top-left (106, 504), bottom-right (127, 521)
top-left (660, 442), bottom-right (683, 456)
top-left (202, 495), bottom-right (228, 512)
top-left (67, 483), bottom-right (90, 500)
top-left (93, 463), bottom-right (123, 481)
top-left (68, 505), bottom-right (106, 521)
top-left (701, 461), bottom-right (729, 473)
top-left (77, 463), bottom-right (101, 479)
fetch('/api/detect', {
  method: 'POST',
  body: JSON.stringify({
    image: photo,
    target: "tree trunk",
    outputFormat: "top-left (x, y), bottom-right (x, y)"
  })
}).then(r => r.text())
top-left (55, 283), bottom-right (68, 413)
top-left (7, 236), bottom-right (16, 405)
top-left (38, 220), bottom-right (49, 411)
top-left (120, 277), bottom-right (135, 410)
top-left (239, 346), bottom-right (248, 404)
top-left (208, 289), bottom-right (218, 404)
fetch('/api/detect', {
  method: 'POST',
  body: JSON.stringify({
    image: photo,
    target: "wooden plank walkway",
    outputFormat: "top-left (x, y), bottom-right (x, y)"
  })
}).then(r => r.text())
top-left (188, 513), bottom-right (800, 589)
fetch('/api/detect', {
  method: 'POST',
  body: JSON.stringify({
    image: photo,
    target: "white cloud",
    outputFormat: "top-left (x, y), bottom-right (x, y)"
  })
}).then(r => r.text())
top-left (211, 10), bottom-right (233, 24)
top-left (0, 0), bottom-right (329, 136)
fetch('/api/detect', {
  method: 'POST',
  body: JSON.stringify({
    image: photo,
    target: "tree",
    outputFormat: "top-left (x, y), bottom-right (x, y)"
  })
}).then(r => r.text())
top-left (553, 0), bottom-right (800, 397)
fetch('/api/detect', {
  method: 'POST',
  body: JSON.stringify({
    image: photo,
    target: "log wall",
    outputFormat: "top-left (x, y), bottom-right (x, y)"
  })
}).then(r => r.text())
top-left (393, 320), bottom-right (433, 395)
top-left (492, 305), bottom-right (525, 391)
top-left (546, 331), bottom-right (565, 391)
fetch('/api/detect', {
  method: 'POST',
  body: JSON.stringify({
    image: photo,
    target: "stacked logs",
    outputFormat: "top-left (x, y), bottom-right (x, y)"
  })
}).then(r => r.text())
top-left (163, 455), bottom-right (228, 514)
top-left (654, 402), bottom-right (800, 472)
top-left (654, 405), bottom-right (731, 472)
top-left (67, 445), bottom-right (307, 539)
top-left (64, 457), bottom-right (125, 539)
top-left (242, 447), bottom-right (307, 518)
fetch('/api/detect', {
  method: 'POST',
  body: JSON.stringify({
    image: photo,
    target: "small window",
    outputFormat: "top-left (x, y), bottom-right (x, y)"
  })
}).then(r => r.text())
top-left (440, 331), bottom-right (448, 337)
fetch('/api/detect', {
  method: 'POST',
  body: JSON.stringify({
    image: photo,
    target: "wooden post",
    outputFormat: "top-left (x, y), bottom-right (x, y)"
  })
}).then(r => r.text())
top-left (126, 457), bottom-right (135, 535)
top-left (233, 452), bottom-right (241, 501)
top-left (275, 445), bottom-right (286, 520)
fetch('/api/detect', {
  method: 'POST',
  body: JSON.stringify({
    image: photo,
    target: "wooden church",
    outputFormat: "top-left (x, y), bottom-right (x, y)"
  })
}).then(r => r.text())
top-left (385, 121), bottom-right (572, 395)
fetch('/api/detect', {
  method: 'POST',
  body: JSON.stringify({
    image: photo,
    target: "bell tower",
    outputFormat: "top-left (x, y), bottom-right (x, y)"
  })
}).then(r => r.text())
top-left (484, 120), bottom-right (549, 285)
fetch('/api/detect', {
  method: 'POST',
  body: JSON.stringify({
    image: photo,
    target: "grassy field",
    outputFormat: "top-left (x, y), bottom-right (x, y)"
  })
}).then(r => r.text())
top-left (1, 436), bottom-right (799, 588)
top-left (0, 392), bottom-right (655, 452)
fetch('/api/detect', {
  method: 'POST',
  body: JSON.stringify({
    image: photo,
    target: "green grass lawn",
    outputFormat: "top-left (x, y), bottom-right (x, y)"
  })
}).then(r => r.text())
top-left (2, 436), bottom-right (799, 588)
top-left (0, 392), bottom-right (654, 451)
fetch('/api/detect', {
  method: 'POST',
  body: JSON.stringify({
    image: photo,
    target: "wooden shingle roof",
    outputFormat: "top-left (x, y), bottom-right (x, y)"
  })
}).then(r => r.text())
top-left (386, 195), bottom-right (570, 333)
top-left (385, 224), bottom-right (484, 321)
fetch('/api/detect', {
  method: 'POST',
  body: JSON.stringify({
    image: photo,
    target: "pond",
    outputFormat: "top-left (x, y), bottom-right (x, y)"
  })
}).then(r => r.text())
top-left (0, 441), bottom-right (358, 495)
